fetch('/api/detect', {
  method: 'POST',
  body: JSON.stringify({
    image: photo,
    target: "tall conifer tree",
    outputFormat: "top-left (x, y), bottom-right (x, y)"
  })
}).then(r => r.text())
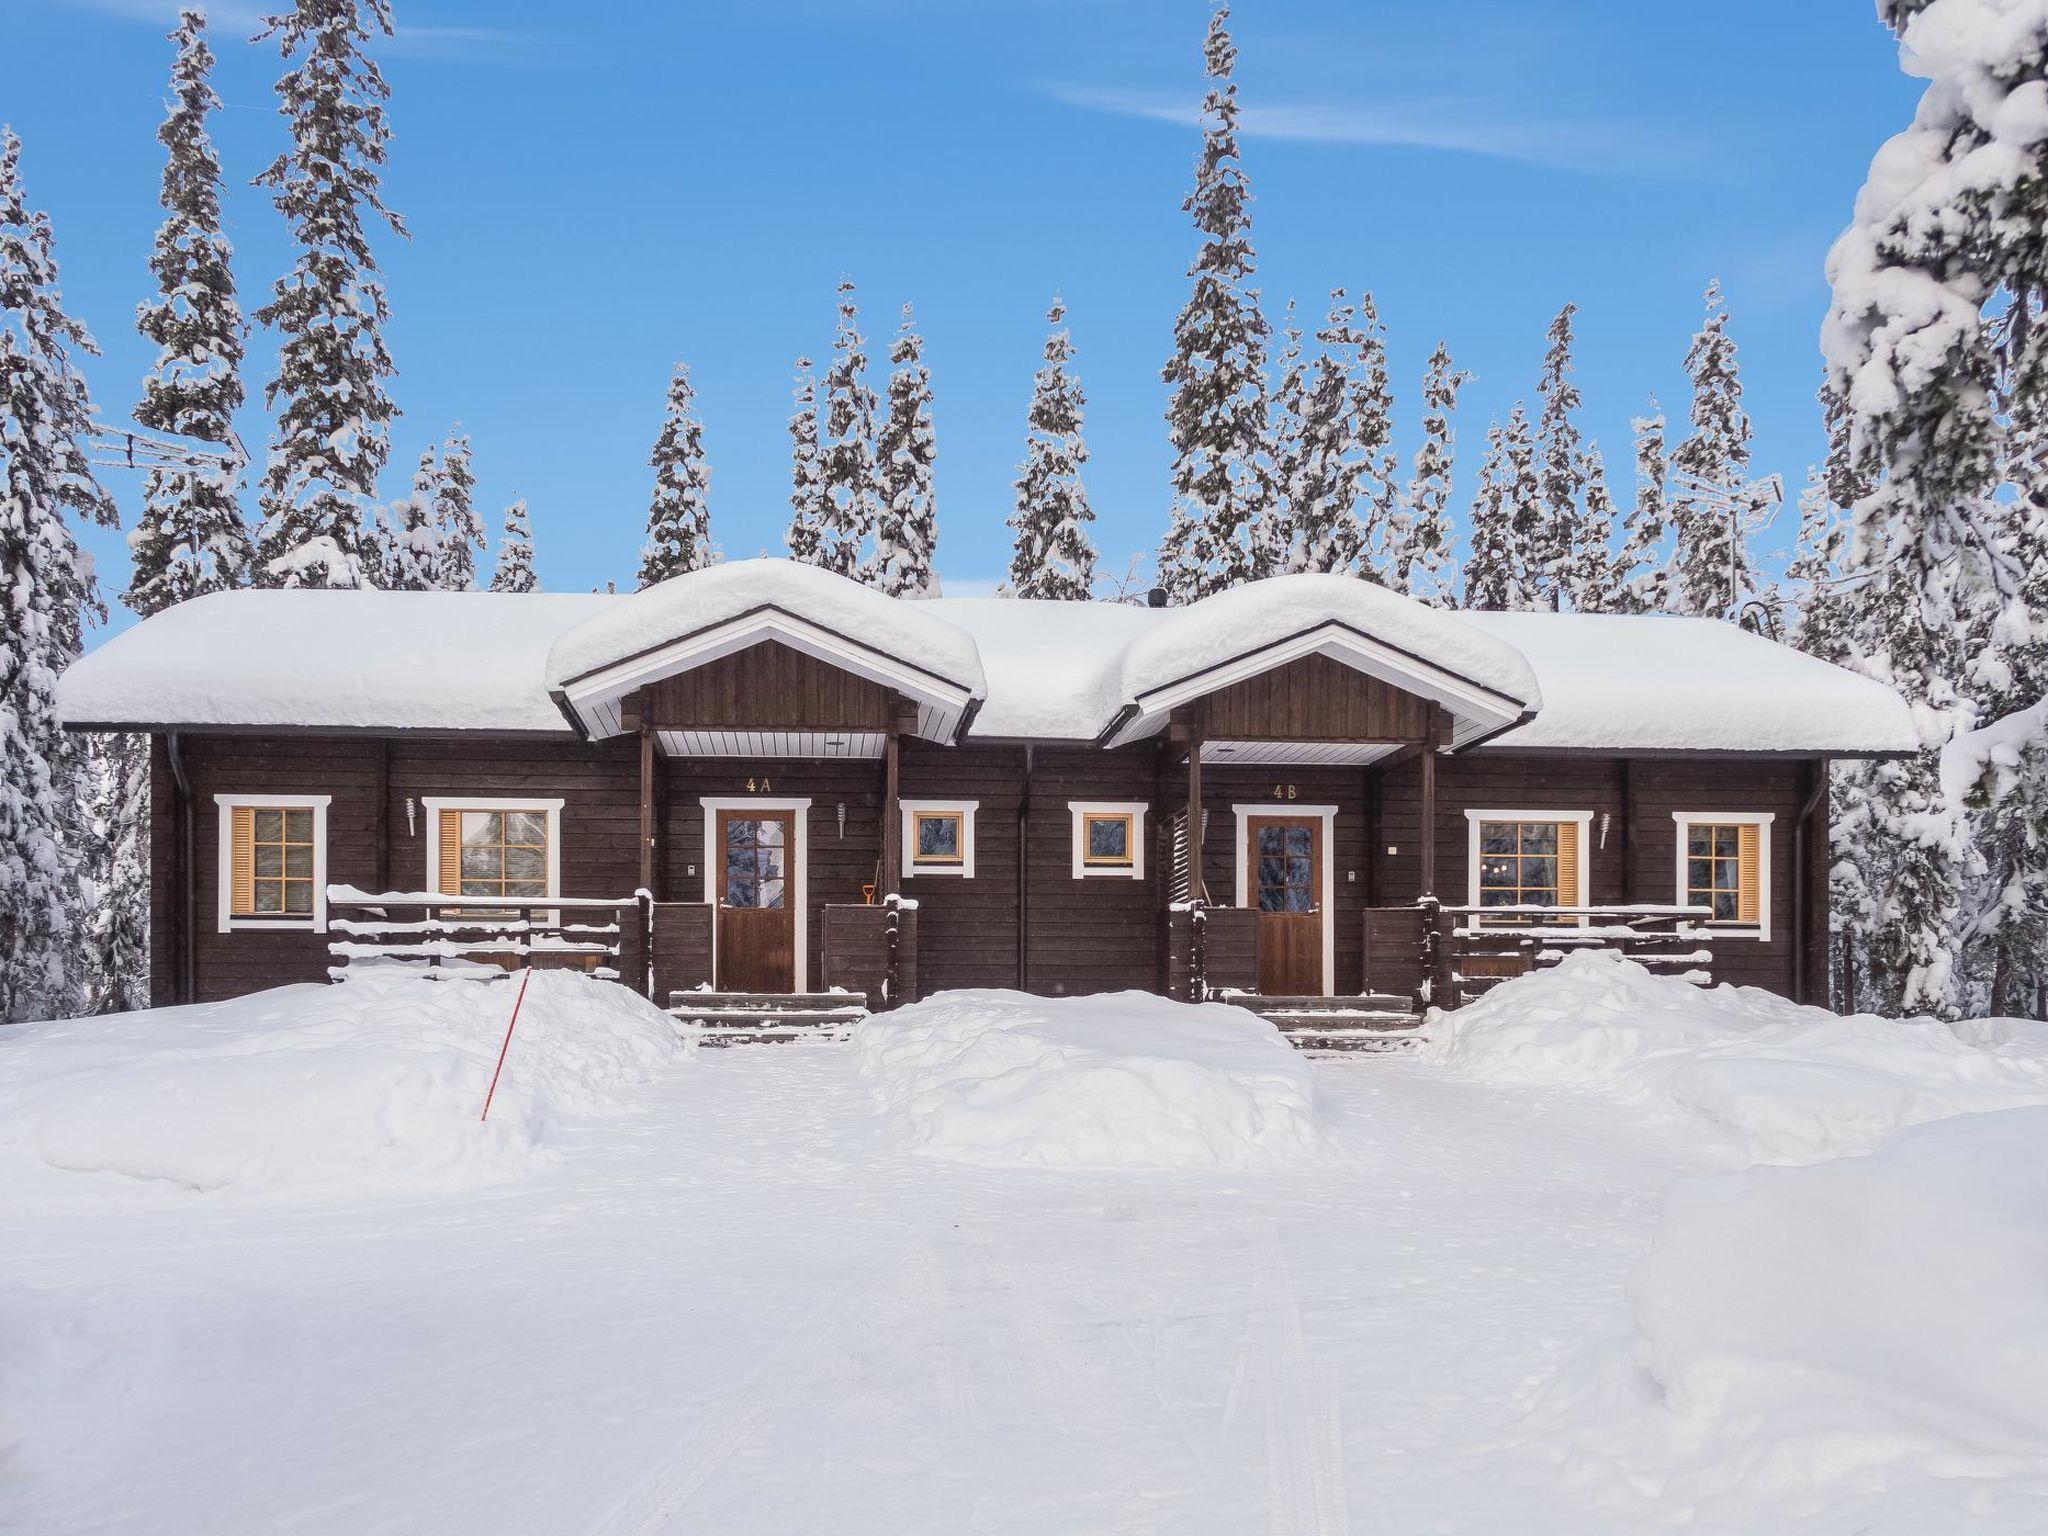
top-left (873, 304), bottom-right (939, 597)
top-left (1287, 291), bottom-right (1370, 575)
top-left (1399, 341), bottom-right (1469, 602)
top-left (785, 356), bottom-right (827, 565)
top-left (251, 0), bottom-right (406, 589)
top-left (1611, 402), bottom-right (1671, 613)
top-left (127, 10), bottom-right (249, 616)
top-left (1008, 297), bottom-right (1097, 600)
top-left (379, 445), bottom-right (442, 590)
top-left (433, 429), bottom-right (483, 590)
top-left (1668, 280), bottom-right (1757, 619)
top-left (1350, 292), bottom-right (1398, 580)
top-left (0, 130), bottom-right (119, 1022)
top-left (637, 362), bottom-right (715, 588)
top-left (1463, 419), bottom-right (1513, 611)
top-left (1533, 304), bottom-right (1585, 609)
top-left (1158, 4), bottom-right (1270, 601)
top-left (488, 497), bottom-right (537, 592)
top-left (819, 280), bottom-right (879, 580)
top-left (1559, 441), bottom-right (1618, 611)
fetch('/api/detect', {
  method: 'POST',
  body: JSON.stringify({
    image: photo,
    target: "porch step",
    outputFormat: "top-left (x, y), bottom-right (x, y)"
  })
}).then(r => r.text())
top-left (1229, 993), bottom-right (1427, 1052)
top-left (666, 989), bottom-right (868, 1047)
top-left (1234, 992), bottom-right (1417, 1015)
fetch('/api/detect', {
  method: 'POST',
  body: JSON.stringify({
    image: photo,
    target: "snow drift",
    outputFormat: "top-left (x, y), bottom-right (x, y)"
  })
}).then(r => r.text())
top-left (1421, 951), bottom-right (2048, 1162)
top-left (0, 970), bottom-right (686, 1197)
top-left (1513, 1108), bottom-right (2048, 1531)
top-left (851, 989), bottom-right (1327, 1169)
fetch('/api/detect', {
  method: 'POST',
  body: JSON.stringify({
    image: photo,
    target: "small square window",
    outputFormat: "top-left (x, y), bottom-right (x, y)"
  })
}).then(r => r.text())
top-left (900, 801), bottom-right (977, 878)
top-left (1083, 813), bottom-right (1134, 867)
top-left (913, 811), bottom-right (964, 865)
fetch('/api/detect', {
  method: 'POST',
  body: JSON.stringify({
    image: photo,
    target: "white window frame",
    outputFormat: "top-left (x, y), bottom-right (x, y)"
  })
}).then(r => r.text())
top-left (901, 798), bottom-right (978, 878)
top-left (1464, 809), bottom-right (1594, 929)
top-left (701, 796), bottom-right (813, 991)
top-left (1070, 801), bottom-right (1148, 880)
top-left (423, 797), bottom-right (565, 916)
top-left (1672, 811), bottom-right (1774, 941)
top-left (215, 793), bottom-right (332, 933)
top-left (1231, 802), bottom-right (1339, 996)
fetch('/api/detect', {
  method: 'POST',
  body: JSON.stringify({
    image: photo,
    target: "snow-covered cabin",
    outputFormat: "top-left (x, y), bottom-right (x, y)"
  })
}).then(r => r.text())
top-left (58, 560), bottom-right (1915, 1026)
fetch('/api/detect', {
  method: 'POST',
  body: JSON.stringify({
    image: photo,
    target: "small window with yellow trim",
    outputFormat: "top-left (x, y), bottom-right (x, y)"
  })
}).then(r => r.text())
top-left (1080, 811), bottom-right (1136, 869)
top-left (910, 809), bottom-right (965, 868)
top-left (231, 805), bottom-right (317, 917)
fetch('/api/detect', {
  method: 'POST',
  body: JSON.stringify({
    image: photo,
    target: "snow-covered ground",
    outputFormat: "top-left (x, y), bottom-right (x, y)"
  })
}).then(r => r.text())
top-left (4, 964), bottom-right (2045, 1533)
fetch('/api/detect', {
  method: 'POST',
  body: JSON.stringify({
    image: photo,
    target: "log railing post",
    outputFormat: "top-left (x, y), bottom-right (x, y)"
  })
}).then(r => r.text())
top-left (1189, 898), bottom-right (1209, 1004)
top-left (881, 717), bottom-right (902, 900)
top-left (1186, 738), bottom-right (1207, 904)
top-left (637, 717), bottom-right (656, 895)
top-left (1419, 711), bottom-right (1441, 901)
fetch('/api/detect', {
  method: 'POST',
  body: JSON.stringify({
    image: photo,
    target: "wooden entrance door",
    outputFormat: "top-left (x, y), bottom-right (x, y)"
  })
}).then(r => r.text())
top-left (1247, 815), bottom-right (1322, 994)
top-left (716, 809), bottom-right (796, 992)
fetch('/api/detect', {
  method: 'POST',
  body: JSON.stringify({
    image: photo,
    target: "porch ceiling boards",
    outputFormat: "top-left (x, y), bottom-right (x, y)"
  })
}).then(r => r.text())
top-left (1201, 739), bottom-right (1404, 766)
top-left (656, 729), bottom-right (887, 759)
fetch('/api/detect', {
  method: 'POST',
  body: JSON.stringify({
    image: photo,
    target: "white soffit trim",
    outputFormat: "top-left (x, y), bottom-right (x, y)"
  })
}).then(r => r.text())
top-left (1106, 623), bottom-right (1528, 749)
top-left (558, 608), bottom-right (977, 744)
top-left (658, 729), bottom-right (886, 759)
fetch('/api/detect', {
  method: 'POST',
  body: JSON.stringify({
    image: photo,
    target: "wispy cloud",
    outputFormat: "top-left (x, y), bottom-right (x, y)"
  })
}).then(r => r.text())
top-left (1045, 84), bottom-right (1688, 179)
top-left (41, 0), bottom-right (531, 62)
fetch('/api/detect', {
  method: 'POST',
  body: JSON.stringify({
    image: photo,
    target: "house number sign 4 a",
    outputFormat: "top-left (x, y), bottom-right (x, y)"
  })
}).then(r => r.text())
top-left (745, 776), bottom-right (773, 793)
top-left (1270, 783), bottom-right (1298, 800)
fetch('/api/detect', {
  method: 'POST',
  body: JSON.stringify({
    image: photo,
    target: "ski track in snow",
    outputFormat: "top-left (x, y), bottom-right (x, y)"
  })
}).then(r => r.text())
top-left (2, 1047), bottom-right (1717, 1536)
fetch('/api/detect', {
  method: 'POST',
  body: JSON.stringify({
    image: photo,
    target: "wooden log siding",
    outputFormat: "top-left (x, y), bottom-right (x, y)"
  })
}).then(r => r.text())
top-left (150, 724), bottom-right (1825, 1007)
top-left (1165, 905), bottom-right (1257, 1001)
top-left (638, 638), bottom-right (890, 731)
top-left (820, 903), bottom-right (920, 1008)
top-left (1179, 652), bottom-right (1435, 740)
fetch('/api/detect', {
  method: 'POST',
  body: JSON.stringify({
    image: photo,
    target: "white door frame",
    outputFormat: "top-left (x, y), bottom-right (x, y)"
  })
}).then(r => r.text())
top-left (1232, 802), bottom-right (1338, 995)
top-left (700, 796), bottom-right (813, 991)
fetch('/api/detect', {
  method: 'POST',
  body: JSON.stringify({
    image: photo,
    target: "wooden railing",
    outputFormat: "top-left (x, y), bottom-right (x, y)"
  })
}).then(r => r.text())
top-left (325, 886), bottom-right (652, 995)
top-left (1419, 898), bottom-right (1716, 1009)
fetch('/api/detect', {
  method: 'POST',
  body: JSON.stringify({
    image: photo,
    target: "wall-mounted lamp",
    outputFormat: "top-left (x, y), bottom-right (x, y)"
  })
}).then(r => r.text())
top-left (404, 796), bottom-right (417, 837)
top-left (837, 802), bottom-right (847, 839)
top-left (1598, 812), bottom-right (1611, 849)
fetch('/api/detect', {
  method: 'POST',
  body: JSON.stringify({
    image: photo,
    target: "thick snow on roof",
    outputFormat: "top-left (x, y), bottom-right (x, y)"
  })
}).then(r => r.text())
top-left (1458, 612), bottom-right (1919, 754)
top-left (1115, 574), bottom-right (1541, 712)
top-left (58, 590), bottom-right (610, 733)
top-left (59, 567), bottom-right (1917, 755)
top-left (545, 559), bottom-right (984, 696)
top-left (925, 598), bottom-right (1155, 739)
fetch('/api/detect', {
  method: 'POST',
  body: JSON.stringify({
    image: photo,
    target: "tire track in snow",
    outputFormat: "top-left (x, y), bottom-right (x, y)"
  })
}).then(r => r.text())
top-left (1239, 1219), bottom-right (1353, 1536)
top-left (584, 1240), bottom-right (917, 1536)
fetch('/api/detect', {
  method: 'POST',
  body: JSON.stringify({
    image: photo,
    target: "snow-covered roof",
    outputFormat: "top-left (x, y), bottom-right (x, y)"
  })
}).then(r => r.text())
top-left (57, 565), bottom-right (1918, 756)
top-left (57, 590), bottom-right (612, 734)
top-left (1456, 612), bottom-right (1918, 754)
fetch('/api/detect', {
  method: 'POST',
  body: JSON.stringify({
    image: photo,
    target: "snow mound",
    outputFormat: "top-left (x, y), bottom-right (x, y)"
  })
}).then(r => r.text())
top-left (1512, 1108), bottom-right (2048, 1531)
top-left (1421, 951), bottom-right (2048, 1163)
top-left (851, 989), bottom-right (1327, 1169)
top-left (0, 970), bottom-right (687, 1198)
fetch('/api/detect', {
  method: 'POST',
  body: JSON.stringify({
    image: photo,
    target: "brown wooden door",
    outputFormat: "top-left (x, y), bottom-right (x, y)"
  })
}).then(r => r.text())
top-left (716, 809), bottom-right (796, 992)
top-left (1247, 815), bottom-right (1322, 995)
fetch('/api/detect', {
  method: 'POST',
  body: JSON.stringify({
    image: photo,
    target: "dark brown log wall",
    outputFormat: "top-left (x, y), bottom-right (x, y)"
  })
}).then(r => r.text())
top-left (1179, 652), bottom-right (1434, 740)
top-left (639, 639), bottom-right (889, 731)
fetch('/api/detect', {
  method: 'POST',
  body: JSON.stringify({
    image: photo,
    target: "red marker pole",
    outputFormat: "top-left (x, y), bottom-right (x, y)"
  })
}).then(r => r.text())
top-left (480, 966), bottom-right (534, 1123)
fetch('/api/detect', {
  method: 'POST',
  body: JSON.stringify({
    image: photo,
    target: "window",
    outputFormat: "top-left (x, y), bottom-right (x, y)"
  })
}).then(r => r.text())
top-left (1465, 810), bottom-right (1591, 926)
top-left (1070, 801), bottom-right (1148, 879)
top-left (1673, 812), bottom-right (1772, 938)
top-left (423, 797), bottom-right (563, 904)
top-left (216, 794), bottom-right (331, 933)
top-left (901, 799), bottom-right (977, 878)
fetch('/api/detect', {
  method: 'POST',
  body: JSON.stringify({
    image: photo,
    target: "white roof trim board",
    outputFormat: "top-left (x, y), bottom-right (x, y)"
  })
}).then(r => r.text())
top-left (56, 559), bottom-right (1920, 757)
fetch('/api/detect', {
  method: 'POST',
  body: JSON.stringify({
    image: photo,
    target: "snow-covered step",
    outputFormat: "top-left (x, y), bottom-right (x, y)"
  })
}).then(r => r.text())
top-left (667, 989), bottom-right (868, 1044)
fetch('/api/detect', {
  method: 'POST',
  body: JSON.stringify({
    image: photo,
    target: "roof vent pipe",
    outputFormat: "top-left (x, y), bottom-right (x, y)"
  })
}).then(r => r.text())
top-left (1145, 587), bottom-right (1169, 609)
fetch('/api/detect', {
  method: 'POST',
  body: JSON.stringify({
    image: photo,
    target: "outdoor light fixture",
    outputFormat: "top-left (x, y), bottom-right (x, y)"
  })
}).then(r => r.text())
top-left (404, 797), bottom-right (416, 837)
top-left (1599, 812), bottom-right (1611, 848)
top-left (837, 802), bottom-right (847, 839)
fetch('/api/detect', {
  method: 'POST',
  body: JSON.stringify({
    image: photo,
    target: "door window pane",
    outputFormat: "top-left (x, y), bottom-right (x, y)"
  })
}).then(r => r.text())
top-left (723, 817), bottom-right (792, 907)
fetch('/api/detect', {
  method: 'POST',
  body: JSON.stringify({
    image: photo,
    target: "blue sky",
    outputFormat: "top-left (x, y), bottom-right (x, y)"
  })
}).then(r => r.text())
top-left (10, 0), bottom-right (1916, 638)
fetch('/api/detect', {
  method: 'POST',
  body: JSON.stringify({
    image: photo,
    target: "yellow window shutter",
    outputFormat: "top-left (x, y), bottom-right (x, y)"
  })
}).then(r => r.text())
top-left (229, 806), bottom-right (255, 915)
top-left (438, 810), bottom-right (462, 896)
top-left (1556, 820), bottom-right (1580, 908)
top-left (1737, 823), bottom-right (1762, 925)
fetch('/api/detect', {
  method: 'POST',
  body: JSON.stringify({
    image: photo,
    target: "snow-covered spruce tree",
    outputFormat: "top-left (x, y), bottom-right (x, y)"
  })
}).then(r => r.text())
top-left (378, 446), bottom-right (442, 590)
top-left (1469, 402), bottom-right (1543, 610)
top-left (873, 304), bottom-right (939, 598)
top-left (1158, 4), bottom-right (1270, 602)
top-left (819, 281), bottom-right (880, 581)
top-left (1462, 418), bottom-right (1512, 610)
top-left (785, 356), bottom-right (827, 565)
top-left (1286, 291), bottom-right (1370, 576)
top-left (1397, 341), bottom-right (1470, 603)
top-left (127, 9), bottom-right (249, 617)
top-left (1609, 402), bottom-right (1671, 613)
top-left (1818, 0), bottom-right (2048, 1018)
top-left (1007, 297), bottom-right (1098, 600)
top-left (0, 129), bottom-right (121, 1023)
top-left (250, 0), bottom-right (406, 589)
top-left (1532, 304), bottom-right (1585, 610)
top-left (488, 497), bottom-right (536, 592)
top-left (1667, 280), bottom-right (1757, 620)
top-left (1263, 304), bottom-right (1306, 577)
top-left (1785, 465), bottom-right (1854, 663)
top-left (1558, 441), bottom-right (1619, 612)
top-left (637, 363), bottom-right (714, 588)
top-left (78, 734), bottom-right (149, 1015)
top-left (1349, 293), bottom-right (1399, 581)
top-left (432, 429), bottom-right (483, 590)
